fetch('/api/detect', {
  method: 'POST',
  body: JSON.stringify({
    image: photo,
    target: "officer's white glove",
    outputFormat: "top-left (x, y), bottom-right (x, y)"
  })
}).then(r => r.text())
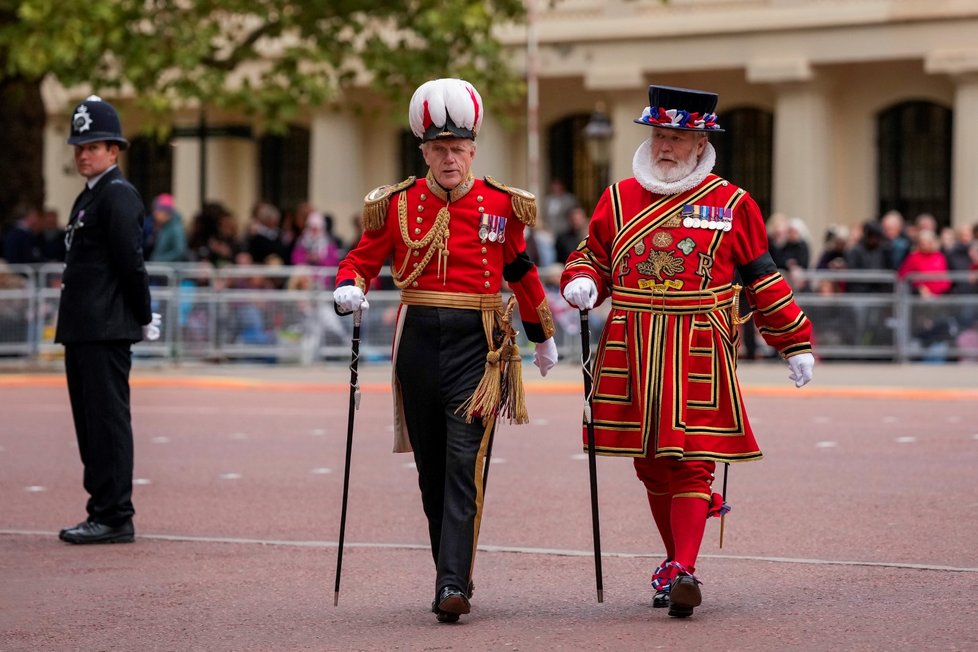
top-left (533, 337), bottom-right (559, 377)
top-left (334, 286), bottom-right (369, 313)
top-left (787, 352), bottom-right (814, 388)
top-left (142, 312), bottom-right (161, 342)
top-left (563, 277), bottom-right (598, 310)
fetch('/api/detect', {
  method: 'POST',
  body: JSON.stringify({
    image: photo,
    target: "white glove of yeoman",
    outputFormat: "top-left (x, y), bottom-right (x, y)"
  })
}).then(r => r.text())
top-left (142, 312), bottom-right (162, 341)
top-left (334, 286), bottom-right (369, 313)
top-left (533, 337), bottom-right (559, 377)
top-left (787, 352), bottom-right (814, 388)
top-left (563, 277), bottom-right (598, 310)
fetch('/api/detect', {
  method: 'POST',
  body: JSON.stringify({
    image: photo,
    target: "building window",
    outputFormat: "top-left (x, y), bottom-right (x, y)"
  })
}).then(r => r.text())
top-left (259, 126), bottom-right (310, 213)
top-left (877, 101), bottom-right (952, 227)
top-left (399, 129), bottom-right (427, 179)
top-left (711, 107), bottom-right (774, 219)
top-left (126, 136), bottom-right (173, 210)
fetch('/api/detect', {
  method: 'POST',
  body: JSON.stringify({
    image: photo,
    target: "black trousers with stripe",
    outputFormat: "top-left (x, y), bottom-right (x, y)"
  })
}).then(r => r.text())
top-left (64, 341), bottom-right (136, 527)
top-left (395, 306), bottom-right (492, 600)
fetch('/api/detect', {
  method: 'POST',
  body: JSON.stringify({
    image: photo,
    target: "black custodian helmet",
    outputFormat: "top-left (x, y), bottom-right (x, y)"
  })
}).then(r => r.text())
top-left (67, 95), bottom-right (129, 150)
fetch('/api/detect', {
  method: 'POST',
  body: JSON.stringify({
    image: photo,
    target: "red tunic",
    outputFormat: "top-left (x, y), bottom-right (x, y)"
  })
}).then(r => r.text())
top-left (561, 175), bottom-right (812, 462)
top-left (337, 175), bottom-right (553, 342)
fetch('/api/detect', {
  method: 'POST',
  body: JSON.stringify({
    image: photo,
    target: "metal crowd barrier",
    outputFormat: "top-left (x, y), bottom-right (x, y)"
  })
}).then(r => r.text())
top-left (1, 263), bottom-right (977, 365)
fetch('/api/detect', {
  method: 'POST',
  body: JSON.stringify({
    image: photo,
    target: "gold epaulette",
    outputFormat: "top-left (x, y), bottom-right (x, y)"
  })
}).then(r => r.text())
top-left (362, 176), bottom-right (416, 231)
top-left (484, 176), bottom-right (537, 227)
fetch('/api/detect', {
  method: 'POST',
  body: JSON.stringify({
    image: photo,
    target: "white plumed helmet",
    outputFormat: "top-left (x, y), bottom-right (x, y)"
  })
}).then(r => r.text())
top-left (409, 78), bottom-right (484, 142)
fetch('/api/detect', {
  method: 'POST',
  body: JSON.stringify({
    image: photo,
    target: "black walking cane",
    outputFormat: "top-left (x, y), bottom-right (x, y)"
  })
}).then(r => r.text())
top-left (579, 310), bottom-right (604, 603)
top-left (719, 462), bottom-right (729, 548)
top-left (334, 308), bottom-right (362, 606)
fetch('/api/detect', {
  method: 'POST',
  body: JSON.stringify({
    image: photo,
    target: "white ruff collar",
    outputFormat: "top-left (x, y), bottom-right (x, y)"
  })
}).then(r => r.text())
top-left (632, 138), bottom-right (716, 195)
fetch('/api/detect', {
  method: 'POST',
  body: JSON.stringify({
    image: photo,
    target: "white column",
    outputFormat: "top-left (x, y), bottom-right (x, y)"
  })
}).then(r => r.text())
top-left (309, 110), bottom-right (364, 243)
top-left (771, 81), bottom-right (832, 241)
top-left (170, 135), bottom-right (201, 221)
top-left (950, 73), bottom-right (978, 228)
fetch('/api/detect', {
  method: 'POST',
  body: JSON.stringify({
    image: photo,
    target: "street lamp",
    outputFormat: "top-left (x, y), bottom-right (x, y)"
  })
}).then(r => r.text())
top-left (583, 105), bottom-right (614, 198)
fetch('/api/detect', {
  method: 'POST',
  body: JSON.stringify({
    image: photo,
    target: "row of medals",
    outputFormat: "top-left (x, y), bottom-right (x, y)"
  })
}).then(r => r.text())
top-left (479, 213), bottom-right (507, 243)
top-left (680, 204), bottom-right (733, 231)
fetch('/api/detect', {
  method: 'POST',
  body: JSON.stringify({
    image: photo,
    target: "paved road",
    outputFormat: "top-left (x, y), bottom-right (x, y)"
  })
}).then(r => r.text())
top-left (1, 360), bottom-right (976, 651)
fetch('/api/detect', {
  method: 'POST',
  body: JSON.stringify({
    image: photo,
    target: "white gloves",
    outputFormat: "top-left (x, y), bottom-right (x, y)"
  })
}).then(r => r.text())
top-left (142, 312), bottom-right (161, 341)
top-left (533, 337), bottom-right (558, 377)
top-left (787, 352), bottom-right (814, 388)
top-left (563, 277), bottom-right (598, 310)
top-left (334, 286), bottom-right (369, 313)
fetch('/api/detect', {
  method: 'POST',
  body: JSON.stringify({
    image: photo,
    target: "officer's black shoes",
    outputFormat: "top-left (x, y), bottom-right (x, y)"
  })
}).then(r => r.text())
top-left (667, 574), bottom-right (702, 618)
top-left (433, 586), bottom-right (470, 623)
top-left (58, 520), bottom-right (91, 539)
top-left (652, 589), bottom-right (670, 608)
top-left (59, 519), bottom-right (134, 544)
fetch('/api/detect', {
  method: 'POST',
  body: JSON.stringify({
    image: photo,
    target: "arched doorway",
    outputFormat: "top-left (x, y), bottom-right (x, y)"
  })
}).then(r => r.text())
top-left (876, 100), bottom-right (952, 227)
top-left (547, 114), bottom-right (602, 213)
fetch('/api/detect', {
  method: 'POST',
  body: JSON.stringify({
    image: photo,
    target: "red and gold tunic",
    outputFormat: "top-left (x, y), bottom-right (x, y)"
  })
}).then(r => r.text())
top-left (337, 173), bottom-right (553, 342)
top-left (560, 174), bottom-right (812, 462)
top-left (338, 172), bottom-right (556, 451)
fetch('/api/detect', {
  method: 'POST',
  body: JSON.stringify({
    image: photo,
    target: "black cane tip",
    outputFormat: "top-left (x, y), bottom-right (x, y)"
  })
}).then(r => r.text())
top-left (597, 589), bottom-right (604, 603)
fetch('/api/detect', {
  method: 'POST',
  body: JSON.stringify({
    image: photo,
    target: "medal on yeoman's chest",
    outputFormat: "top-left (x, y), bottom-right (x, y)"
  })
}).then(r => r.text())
top-left (652, 231), bottom-right (673, 248)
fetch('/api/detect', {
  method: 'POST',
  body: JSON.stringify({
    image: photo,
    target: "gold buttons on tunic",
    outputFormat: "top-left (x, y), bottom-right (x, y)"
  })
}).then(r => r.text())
top-left (483, 270), bottom-right (490, 277)
top-left (420, 193), bottom-right (427, 200)
top-left (417, 205), bottom-right (424, 212)
top-left (481, 247), bottom-right (487, 254)
top-left (412, 281), bottom-right (419, 287)
top-left (481, 259), bottom-right (488, 265)
top-left (413, 250), bottom-right (420, 257)
top-left (484, 281), bottom-right (490, 288)
top-left (416, 217), bottom-right (423, 224)
top-left (477, 195), bottom-right (483, 202)
top-left (478, 206), bottom-right (485, 213)
top-left (414, 228), bottom-right (421, 235)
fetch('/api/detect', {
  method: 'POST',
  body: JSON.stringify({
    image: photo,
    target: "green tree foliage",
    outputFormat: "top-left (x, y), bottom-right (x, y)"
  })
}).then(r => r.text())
top-left (0, 0), bottom-right (526, 224)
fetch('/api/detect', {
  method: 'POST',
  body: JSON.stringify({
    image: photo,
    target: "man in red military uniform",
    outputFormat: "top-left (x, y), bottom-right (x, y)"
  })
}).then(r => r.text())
top-left (335, 78), bottom-right (558, 623)
top-left (561, 85), bottom-right (814, 618)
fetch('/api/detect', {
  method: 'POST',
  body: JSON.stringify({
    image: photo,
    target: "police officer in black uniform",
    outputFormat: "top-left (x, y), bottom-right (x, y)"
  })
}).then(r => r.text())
top-left (56, 95), bottom-right (160, 545)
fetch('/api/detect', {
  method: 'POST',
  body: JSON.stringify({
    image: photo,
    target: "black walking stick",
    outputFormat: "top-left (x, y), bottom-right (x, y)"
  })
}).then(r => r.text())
top-left (719, 462), bottom-right (729, 548)
top-left (579, 310), bottom-right (604, 603)
top-left (334, 308), bottom-right (362, 606)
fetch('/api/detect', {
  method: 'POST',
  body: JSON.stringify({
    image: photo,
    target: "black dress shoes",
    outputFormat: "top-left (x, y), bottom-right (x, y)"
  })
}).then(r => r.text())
top-left (667, 574), bottom-right (702, 618)
top-left (58, 520), bottom-right (91, 539)
top-left (432, 586), bottom-right (471, 623)
top-left (59, 520), bottom-right (135, 544)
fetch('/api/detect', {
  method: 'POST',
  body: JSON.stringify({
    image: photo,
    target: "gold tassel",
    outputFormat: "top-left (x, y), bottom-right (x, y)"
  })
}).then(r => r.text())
top-left (503, 343), bottom-right (528, 424)
top-left (458, 349), bottom-right (502, 424)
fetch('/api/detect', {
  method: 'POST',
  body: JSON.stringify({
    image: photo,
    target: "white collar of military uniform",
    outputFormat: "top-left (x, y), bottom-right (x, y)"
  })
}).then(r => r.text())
top-left (632, 139), bottom-right (716, 195)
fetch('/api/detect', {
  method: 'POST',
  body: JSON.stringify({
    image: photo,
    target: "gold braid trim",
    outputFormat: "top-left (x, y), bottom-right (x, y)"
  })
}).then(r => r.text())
top-left (484, 176), bottom-right (537, 227)
top-left (536, 299), bottom-right (556, 339)
top-left (392, 192), bottom-right (452, 289)
top-left (362, 176), bottom-right (415, 231)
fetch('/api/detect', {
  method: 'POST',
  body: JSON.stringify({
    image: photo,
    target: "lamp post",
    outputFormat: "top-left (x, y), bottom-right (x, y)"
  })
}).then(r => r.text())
top-left (583, 106), bottom-right (614, 201)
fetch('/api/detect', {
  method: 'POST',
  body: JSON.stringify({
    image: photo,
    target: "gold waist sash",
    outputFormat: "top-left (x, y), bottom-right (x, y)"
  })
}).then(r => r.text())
top-left (400, 289), bottom-right (503, 312)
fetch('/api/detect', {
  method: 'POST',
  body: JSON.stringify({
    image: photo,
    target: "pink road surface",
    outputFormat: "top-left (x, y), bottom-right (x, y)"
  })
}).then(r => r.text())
top-left (1, 361), bottom-right (977, 651)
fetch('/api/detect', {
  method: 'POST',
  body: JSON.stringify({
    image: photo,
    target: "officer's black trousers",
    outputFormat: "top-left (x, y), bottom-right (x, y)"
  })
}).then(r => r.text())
top-left (64, 341), bottom-right (135, 526)
top-left (395, 306), bottom-right (492, 600)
